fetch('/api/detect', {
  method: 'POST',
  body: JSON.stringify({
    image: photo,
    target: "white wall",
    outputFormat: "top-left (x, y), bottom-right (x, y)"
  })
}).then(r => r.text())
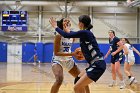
top-left (0, 5), bottom-right (139, 44)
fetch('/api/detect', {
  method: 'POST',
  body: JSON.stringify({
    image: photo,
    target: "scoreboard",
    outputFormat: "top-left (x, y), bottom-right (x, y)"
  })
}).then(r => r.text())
top-left (1, 11), bottom-right (28, 32)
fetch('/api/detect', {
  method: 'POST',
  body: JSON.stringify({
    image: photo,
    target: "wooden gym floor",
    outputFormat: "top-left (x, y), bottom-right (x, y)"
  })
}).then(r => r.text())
top-left (0, 63), bottom-right (140, 93)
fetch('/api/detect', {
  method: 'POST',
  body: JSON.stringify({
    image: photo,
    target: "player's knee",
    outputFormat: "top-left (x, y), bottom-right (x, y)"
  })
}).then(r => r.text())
top-left (111, 69), bottom-right (115, 73)
top-left (74, 85), bottom-right (79, 91)
top-left (74, 76), bottom-right (80, 84)
top-left (74, 84), bottom-right (83, 92)
top-left (55, 75), bottom-right (63, 85)
top-left (115, 68), bottom-right (119, 73)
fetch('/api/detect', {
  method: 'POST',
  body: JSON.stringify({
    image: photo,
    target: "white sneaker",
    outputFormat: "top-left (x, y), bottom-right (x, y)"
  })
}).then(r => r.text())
top-left (109, 80), bottom-right (117, 87)
top-left (133, 79), bottom-right (138, 84)
top-left (129, 77), bottom-right (135, 85)
top-left (120, 81), bottom-right (126, 89)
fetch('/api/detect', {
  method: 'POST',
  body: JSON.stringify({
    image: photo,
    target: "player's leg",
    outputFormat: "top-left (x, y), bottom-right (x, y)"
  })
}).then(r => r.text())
top-left (50, 63), bottom-right (63, 93)
top-left (33, 55), bottom-right (37, 65)
top-left (68, 64), bottom-right (80, 77)
top-left (74, 60), bottom-right (106, 93)
top-left (109, 63), bottom-right (117, 87)
top-left (124, 62), bottom-right (131, 77)
top-left (115, 61), bottom-right (123, 80)
top-left (74, 73), bottom-right (93, 93)
top-left (68, 61), bottom-right (90, 93)
top-left (124, 62), bottom-right (135, 85)
top-left (115, 61), bottom-right (125, 89)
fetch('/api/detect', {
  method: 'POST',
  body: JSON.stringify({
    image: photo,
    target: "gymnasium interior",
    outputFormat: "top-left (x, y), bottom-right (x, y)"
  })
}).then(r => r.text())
top-left (0, 0), bottom-right (140, 93)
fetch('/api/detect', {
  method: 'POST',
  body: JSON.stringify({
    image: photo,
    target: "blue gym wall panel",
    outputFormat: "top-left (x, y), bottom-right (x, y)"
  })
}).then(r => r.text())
top-left (36, 42), bottom-right (44, 62)
top-left (99, 44), bottom-right (111, 63)
top-left (44, 43), bottom-right (53, 63)
top-left (21, 43), bottom-right (140, 64)
top-left (22, 42), bottom-right (35, 62)
top-left (0, 42), bottom-right (7, 62)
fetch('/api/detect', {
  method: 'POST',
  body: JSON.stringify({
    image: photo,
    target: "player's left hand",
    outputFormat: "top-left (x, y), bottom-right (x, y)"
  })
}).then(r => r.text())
top-left (49, 17), bottom-right (57, 28)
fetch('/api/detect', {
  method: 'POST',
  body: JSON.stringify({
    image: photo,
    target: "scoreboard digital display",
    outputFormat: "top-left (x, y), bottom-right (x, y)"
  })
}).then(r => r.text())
top-left (1, 11), bottom-right (28, 32)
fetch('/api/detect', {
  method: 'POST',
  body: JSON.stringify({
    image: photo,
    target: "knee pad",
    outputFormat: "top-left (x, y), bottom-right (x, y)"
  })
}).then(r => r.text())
top-left (74, 76), bottom-right (80, 84)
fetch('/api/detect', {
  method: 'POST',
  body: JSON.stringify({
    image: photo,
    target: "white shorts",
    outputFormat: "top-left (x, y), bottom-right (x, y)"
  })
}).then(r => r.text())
top-left (52, 58), bottom-right (75, 71)
top-left (125, 55), bottom-right (135, 63)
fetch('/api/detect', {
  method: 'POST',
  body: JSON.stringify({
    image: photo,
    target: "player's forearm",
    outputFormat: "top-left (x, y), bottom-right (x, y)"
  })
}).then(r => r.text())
top-left (115, 46), bottom-right (123, 54)
top-left (123, 51), bottom-right (128, 55)
top-left (133, 48), bottom-right (140, 56)
top-left (55, 27), bottom-right (70, 38)
top-left (105, 50), bottom-right (111, 56)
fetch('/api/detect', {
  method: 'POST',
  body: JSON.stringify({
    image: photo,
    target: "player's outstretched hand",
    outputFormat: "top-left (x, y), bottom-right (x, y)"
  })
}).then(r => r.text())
top-left (49, 17), bottom-right (57, 29)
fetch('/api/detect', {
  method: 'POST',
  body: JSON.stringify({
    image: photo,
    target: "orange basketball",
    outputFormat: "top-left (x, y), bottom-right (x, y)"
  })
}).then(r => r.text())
top-left (74, 48), bottom-right (85, 60)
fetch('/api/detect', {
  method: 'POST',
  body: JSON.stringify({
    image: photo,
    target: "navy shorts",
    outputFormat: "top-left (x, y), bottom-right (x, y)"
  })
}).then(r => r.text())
top-left (86, 60), bottom-right (106, 82)
top-left (111, 54), bottom-right (123, 64)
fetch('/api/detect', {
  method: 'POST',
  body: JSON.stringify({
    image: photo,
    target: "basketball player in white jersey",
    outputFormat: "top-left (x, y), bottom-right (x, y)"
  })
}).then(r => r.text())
top-left (50, 18), bottom-right (90, 93)
top-left (121, 38), bottom-right (140, 85)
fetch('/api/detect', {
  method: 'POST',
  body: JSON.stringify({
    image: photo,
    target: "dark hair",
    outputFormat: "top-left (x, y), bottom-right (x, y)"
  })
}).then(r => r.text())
top-left (124, 38), bottom-right (131, 44)
top-left (79, 15), bottom-right (93, 30)
top-left (109, 30), bottom-right (115, 36)
top-left (57, 18), bottom-right (64, 30)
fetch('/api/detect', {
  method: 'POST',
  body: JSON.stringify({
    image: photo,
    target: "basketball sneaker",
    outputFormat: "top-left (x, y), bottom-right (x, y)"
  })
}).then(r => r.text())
top-left (119, 81), bottom-right (126, 89)
top-left (129, 77), bottom-right (135, 85)
top-left (109, 80), bottom-right (117, 87)
top-left (134, 79), bottom-right (138, 84)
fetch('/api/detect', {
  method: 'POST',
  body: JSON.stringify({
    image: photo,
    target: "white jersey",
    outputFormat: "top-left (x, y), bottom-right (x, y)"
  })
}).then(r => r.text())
top-left (52, 37), bottom-right (75, 71)
top-left (124, 43), bottom-right (134, 57)
top-left (53, 37), bottom-right (73, 61)
top-left (124, 43), bottom-right (135, 62)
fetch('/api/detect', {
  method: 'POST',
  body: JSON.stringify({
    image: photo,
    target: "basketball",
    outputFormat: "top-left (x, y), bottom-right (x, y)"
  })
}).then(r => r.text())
top-left (74, 48), bottom-right (85, 61)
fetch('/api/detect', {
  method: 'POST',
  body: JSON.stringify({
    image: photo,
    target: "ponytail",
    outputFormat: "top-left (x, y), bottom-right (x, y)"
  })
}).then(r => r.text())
top-left (86, 24), bottom-right (93, 30)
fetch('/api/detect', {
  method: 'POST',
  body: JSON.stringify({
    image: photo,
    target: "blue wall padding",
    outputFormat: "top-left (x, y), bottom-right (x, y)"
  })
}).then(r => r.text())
top-left (43, 43), bottom-right (53, 63)
top-left (0, 42), bottom-right (7, 62)
top-left (36, 42), bottom-right (44, 62)
top-left (98, 44), bottom-right (111, 63)
top-left (22, 42), bottom-right (35, 62)
top-left (0, 42), bottom-right (138, 63)
top-left (23, 43), bottom-right (140, 64)
top-left (133, 44), bottom-right (140, 64)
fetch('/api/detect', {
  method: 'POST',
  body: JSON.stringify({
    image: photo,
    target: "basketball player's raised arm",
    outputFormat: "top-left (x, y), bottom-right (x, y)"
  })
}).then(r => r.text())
top-left (55, 27), bottom-right (85, 38)
top-left (132, 47), bottom-right (140, 56)
top-left (54, 35), bottom-right (75, 56)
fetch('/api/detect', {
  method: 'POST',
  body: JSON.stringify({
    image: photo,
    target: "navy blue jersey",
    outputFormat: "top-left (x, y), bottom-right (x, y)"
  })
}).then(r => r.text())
top-left (55, 27), bottom-right (103, 64)
top-left (109, 36), bottom-right (120, 53)
top-left (109, 36), bottom-right (123, 63)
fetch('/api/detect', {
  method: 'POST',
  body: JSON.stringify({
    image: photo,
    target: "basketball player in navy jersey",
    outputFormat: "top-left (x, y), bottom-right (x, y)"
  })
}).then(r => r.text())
top-left (104, 30), bottom-right (125, 89)
top-left (51, 18), bottom-right (90, 93)
top-left (50, 15), bottom-right (106, 93)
